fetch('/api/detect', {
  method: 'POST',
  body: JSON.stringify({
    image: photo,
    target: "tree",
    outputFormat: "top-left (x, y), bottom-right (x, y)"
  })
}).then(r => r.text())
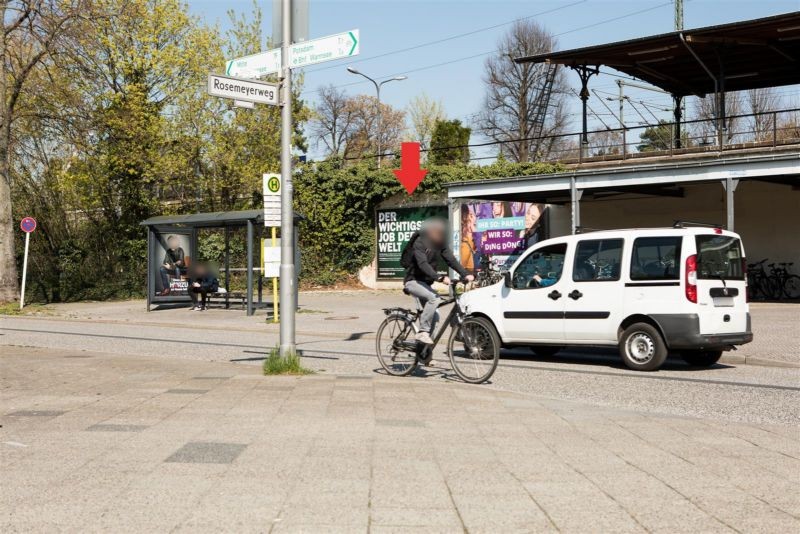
top-left (1, 0), bottom-right (86, 302)
top-left (342, 94), bottom-right (405, 163)
top-left (637, 120), bottom-right (673, 152)
top-left (428, 119), bottom-right (470, 165)
top-left (746, 88), bottom-right (779, 141)
top-left (310, 84), bottom-right (354, 157)
top-left (691, 91), bottom-right (744, 145)
top-left (407, 93), bottom-right (445, 150)
top-left (478, 20), bottom-right (569, 163)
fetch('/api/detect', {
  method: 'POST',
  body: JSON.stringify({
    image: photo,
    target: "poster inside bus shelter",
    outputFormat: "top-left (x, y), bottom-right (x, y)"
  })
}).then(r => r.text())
top-left (459, 201), bottom-right (548, 272)
top-left (376, 205), bottom-right (448, 279)
top-left (151, 231), bottom-right (194, 299)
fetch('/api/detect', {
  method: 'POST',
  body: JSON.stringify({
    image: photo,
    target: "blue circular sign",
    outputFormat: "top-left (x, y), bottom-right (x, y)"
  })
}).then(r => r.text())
top-left (20, 217), bottom-right (37, 233)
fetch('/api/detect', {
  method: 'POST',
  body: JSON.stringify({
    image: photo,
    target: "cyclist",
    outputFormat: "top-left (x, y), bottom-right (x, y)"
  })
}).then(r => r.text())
top-left (403, 219), bottom-right (474, 345)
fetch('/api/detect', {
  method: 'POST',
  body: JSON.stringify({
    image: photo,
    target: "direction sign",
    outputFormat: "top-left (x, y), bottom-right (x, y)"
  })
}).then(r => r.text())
top-left (20, 217), bottom-right (37, 233)
top-left (263, 173), bottom-right (282, 227)
top-left (225, 49), bottom-right (281, 79)
top-left (289, 30), bottom-right (359, 69)
top-left (207, 74), bottom-right (279, 105)
top-left (225, 29), bottom-right (359, 78)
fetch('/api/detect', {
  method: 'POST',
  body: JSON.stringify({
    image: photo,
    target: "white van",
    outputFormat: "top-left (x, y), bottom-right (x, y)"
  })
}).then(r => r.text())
top-left (459, 224), bottom-right (753, 371)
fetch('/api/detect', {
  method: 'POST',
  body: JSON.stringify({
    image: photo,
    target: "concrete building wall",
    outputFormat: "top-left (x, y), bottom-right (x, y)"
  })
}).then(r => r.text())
top-left (575, 180), bottom-right (800, 269)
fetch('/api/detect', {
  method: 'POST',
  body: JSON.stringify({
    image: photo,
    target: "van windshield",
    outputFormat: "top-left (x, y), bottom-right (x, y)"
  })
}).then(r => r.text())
top-left (695, 235), bottom-right (744, 280)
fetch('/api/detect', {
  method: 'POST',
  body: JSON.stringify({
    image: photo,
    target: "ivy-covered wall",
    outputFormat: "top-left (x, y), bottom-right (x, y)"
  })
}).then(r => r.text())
top-left (293, 159), bottom-right (563, 285)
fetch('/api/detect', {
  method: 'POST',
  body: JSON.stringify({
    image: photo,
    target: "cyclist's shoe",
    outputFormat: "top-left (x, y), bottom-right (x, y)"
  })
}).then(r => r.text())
top-left (415, 332), bottom-right (434, 345)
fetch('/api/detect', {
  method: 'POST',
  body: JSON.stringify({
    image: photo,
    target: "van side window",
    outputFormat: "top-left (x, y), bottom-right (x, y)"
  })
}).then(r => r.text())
top-left (573, 239), bottom-right (623, 282)
top-left (630, 237), bottom-right (682, 280)
top-left (512, 243), bottom-right (567, 289)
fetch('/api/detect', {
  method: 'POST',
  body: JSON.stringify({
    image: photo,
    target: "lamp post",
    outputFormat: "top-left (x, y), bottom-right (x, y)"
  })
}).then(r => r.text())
top-left (346, 67), bottom-right (407, 168)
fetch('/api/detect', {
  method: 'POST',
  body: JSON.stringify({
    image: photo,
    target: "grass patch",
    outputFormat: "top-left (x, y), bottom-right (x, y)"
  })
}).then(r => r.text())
top-left (297, 308), bottom-right (330, 314)
top-left (263, 347), bottom-right (313, 375)
top-left (0, 302), bottom-right (50, 316)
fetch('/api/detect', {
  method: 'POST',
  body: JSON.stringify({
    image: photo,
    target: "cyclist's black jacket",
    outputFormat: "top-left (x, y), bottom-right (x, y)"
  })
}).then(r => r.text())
top-left (404, 233), bottom-right (468, 285)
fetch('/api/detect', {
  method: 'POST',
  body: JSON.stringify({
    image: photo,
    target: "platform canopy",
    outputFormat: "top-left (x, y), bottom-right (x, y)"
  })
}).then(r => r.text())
top-left (515, 11), bottom-right (800, 97)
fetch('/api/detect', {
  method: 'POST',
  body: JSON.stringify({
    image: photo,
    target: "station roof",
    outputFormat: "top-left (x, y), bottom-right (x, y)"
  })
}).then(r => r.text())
top-left (140, 209), bottom-right (302, 228)
top-left (515, 11), bottom-right (800, 96)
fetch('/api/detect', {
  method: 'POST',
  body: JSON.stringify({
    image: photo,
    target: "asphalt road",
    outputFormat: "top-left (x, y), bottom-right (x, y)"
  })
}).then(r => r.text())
top-left (2, 309), bottom-right (798, 426)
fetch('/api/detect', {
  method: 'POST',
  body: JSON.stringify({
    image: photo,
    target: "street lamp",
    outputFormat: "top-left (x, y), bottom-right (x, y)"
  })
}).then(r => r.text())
top-left (347, 67), bottom-right (407, 168)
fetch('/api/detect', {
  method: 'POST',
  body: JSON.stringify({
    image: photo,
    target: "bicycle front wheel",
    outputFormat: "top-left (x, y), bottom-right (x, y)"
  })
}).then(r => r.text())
top-left (447, 316), bottom-right (500, 384)
top-left (376, 315), bottom-right (418, 376)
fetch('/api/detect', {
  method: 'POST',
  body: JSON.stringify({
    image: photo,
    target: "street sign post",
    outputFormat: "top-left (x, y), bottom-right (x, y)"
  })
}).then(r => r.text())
top-left (19, 217), bottom-right (36, 310)
top-left (225, 29), bottom-right (359, 78)
top-left (263, 173), bottom-right (282, 323)
top-left (207, 74), bottom-right (279, 106)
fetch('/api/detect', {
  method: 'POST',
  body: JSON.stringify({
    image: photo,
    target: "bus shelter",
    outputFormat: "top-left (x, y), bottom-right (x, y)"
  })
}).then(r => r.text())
top-left (140, 209), bottom-right (301, 315)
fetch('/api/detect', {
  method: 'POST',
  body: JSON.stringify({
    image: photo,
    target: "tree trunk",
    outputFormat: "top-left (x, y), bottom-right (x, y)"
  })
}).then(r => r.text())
top-left (0, 3), bottom-right (19, 302)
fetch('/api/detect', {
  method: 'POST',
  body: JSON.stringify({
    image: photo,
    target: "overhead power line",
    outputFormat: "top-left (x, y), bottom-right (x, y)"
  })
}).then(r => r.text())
top-left (301, 1), bottom-right (675, 97)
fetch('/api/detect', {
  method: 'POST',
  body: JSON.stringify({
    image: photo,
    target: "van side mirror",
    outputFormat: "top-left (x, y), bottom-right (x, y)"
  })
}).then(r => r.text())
top-left (503, 271), bottom-right (512, 288)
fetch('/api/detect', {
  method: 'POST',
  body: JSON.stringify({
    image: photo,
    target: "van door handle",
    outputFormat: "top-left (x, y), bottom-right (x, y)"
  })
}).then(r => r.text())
top-left (568, 290), bottom-right (583, 300)
top-left (548, 290), bottom-right (562, 300)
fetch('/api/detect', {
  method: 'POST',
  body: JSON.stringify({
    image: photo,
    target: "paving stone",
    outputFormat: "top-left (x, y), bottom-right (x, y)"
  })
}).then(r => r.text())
top-left (165, 441), bottom-right (247, 464)
top-left (165, 388), bottom-right (209, 394)
top-left (86, 423), bottom-right (148, 432)
top-left (6, 410), bottom-right (65, 417)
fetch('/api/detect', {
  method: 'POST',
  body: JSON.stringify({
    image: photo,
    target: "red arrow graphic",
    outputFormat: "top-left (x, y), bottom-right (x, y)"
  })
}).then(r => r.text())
top-left (393, 142), bottom-right (428, 195)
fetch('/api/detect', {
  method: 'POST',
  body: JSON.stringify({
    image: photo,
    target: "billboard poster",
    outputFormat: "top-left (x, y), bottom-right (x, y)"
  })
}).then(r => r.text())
top-left (459, 201), bottom-right (548, 272)
top-left (376, 205), bottom-right (447, 279)
top-left (152, 232), bottom-right (193, 298)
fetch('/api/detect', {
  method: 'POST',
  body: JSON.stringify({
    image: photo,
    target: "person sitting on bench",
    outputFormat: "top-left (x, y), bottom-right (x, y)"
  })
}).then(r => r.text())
top-left (189, 263), bottom-right (218, 311)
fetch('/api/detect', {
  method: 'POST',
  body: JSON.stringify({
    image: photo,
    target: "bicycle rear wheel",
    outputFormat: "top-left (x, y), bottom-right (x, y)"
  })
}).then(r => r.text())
top-left (447, 317), bottom-right (500, 384)
top-left (376, 315), bottom-right (418, 376)
top-left (783, 275), bottom-right (800, 299)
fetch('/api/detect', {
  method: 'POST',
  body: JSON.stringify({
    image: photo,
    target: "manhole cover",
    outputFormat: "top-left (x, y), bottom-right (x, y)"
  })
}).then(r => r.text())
top-left (324, 316), bottom-right (358, 321)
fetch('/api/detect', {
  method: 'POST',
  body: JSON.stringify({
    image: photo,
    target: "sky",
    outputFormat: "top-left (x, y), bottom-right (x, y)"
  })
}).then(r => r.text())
top-left (187, 0), bottom-right (800, 160)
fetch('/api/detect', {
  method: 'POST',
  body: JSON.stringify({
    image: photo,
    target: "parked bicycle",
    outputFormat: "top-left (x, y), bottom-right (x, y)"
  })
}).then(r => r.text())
top-left (747, 259), bottom-right (800, 300)
top-left (474, 256), bottom-right (503, 287)
top-left (375, 279), bottom-right (499, 384)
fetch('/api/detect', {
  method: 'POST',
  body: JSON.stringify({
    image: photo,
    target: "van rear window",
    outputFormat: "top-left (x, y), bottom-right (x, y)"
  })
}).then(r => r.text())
top-left (695, 235), bottom-right (744, 280)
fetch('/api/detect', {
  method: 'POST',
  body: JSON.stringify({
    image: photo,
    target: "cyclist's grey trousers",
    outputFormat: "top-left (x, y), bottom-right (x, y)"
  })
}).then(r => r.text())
top-left (404, 280), bottom-right (441, 334)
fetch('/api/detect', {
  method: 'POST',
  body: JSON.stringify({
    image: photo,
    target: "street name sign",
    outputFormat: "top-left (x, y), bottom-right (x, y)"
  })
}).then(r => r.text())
top-left (207, 74), bottom-right (279, 105)
top-left (263, 173), bottom-right (282, 227)
top-left (225, 29), bottom-right (359, 78)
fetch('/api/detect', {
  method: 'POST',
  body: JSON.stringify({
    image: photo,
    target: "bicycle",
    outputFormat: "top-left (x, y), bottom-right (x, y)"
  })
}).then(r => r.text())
top-left (747, 259), bottom-right (776, 300)
top-left (375, 280), bottom-right (500, 384)
top-left (768, 262), bottom-right (800, 300)
top-left (474, 256), bottom-right (503, 288)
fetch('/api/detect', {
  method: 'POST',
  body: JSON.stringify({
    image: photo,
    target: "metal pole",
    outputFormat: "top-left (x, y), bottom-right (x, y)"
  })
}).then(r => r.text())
top-left (570, 176), bottom-right (578, 235)
top-left (19, 232), bottom-right (30, 309)
top-left (279, 0), bottom-right (296, 355)
top-left (272, 226), bottom-right (278, 323)
top-left (247, 219), bottom-right (254, 316)
top-left (724, 177), bottom-right (738, 231)
top-left (674, 0), bottom-right (684, 31)
top-left (376, 83), bottom-right (382, 168)
top-left (224, 226), bottom-right (230, 309)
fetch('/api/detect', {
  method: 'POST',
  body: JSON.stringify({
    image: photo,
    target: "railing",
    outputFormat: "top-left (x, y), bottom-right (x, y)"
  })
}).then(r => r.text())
top-left (529, 108), bottom-right (800, 164)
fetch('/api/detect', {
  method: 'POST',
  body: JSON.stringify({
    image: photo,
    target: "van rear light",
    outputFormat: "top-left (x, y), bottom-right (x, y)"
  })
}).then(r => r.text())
top-left (743, 257), bottom-right (749, 302)
top-left (685, 254), bottom-right (698, 303)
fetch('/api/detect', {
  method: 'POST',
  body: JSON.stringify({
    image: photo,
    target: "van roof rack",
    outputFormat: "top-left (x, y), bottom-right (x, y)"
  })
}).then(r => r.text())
top-left (672, 220), bottom-right (723, 229)
top-left (575, 226), bottom-right (604, 234)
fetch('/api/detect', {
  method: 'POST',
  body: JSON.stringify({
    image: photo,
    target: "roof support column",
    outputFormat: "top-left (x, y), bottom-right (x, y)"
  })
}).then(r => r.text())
top-left (673, 95), bottom-right (683, 149)
top-left (570, 176), bottom-right (583, 234)
top-left (723, 177), bottom-right (738, 231)
top-left (247, 219), bottom-right (254, 316)
top-left (572, 65), bottom-right (599, 158)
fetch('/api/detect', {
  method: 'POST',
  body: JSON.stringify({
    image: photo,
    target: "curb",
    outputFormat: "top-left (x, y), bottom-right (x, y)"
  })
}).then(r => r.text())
top-left (719, 353), bottom-right (800, 369)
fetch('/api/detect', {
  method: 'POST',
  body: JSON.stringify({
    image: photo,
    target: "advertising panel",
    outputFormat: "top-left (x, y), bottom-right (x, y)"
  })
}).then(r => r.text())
top-left (151, 231), bottom-right (194, 299)
top-left (376, 205), bottom-right (447, 279)
top-left (459, 201), bottom-right (548, 271)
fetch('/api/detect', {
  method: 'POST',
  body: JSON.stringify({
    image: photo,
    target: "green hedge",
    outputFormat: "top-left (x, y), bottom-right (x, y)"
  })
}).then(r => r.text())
top-left (293, 159), bottom-right (562, 285)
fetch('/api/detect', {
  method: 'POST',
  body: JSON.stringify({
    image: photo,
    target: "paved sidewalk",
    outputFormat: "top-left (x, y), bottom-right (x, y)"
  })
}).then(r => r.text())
top-left (2, 346), bottom-right (799, 533)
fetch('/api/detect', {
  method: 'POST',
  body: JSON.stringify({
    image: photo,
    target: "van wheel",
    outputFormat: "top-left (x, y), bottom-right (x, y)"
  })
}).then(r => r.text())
top-left (529, 345), bottom-right (563, 358)
top-left (619, 323), bottom-right (668, 371)
top-left (681, 350), bottom-right (723, 368)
